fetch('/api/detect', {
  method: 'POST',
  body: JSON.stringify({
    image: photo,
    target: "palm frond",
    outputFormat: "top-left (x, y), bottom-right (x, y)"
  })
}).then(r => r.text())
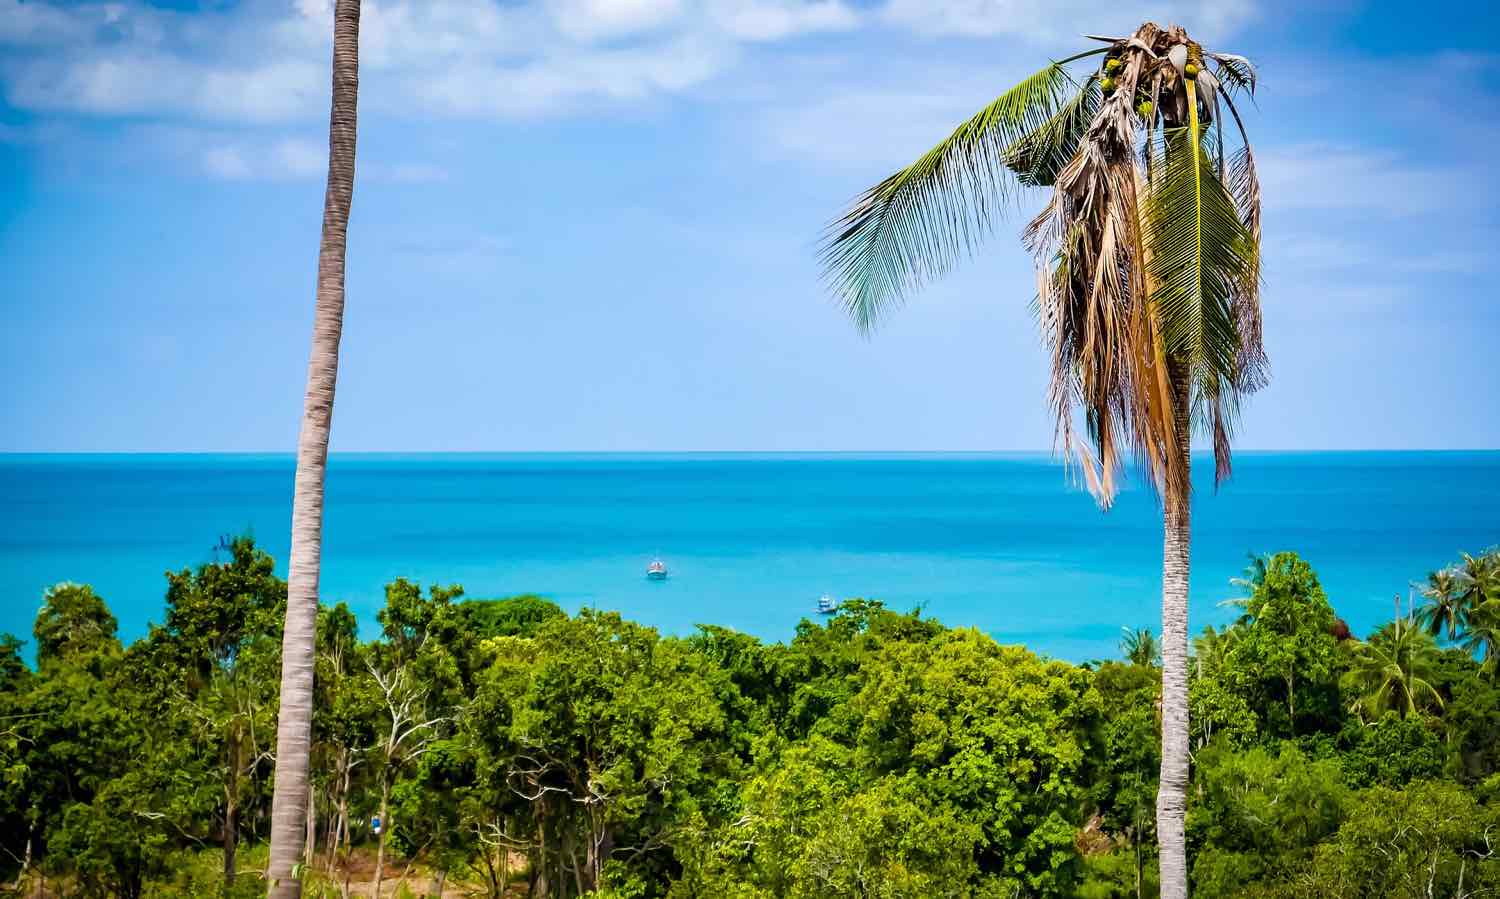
top-left (1004, 75), bottom-right (1102, 187)
top-left (1210, 53), bottom-right (1257, 99)
top-left (821, 56), bottom-right (1102, 332)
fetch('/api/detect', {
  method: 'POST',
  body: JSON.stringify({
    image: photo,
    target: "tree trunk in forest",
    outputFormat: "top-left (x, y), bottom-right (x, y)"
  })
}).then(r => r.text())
top-left (266, 0), bottom-right (360, 895)
top-left (1287, 672), bottom-right (1296, 732)
top-left (1156, 364), bottom-right (1192, 899)
top-left (374, 781), bottom-right (390, 898)
top-left (305, 781), bottom-right (317, 867)
top-left (224, 785), bottom-right (238, 888)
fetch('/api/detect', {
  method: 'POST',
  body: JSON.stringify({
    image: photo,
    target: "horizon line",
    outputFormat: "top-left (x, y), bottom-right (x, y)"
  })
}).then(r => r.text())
top-left (3, 448), bottom-right (1497, 456)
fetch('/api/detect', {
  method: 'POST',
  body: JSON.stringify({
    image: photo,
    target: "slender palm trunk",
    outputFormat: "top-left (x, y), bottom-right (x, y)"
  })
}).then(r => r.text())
top-left (266, 1), bottom-right (361, 894)
top-left (1157, 367), bottom-right (1192, 899)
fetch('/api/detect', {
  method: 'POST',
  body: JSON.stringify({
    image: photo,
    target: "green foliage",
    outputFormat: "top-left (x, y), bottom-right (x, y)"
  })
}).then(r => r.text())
top-left (34, 582), bottom-right (120, 671)
top-left (1188, 742), bottom-right (1347, 887)
top-left (458, 594), bottom-right (565, 638)
top-left (1218, 551), bottom-right (1344, 737)
top-left (1343, 619), bottom-right (1444, 721)
top-left (5, 544), bottom-right (1499, 898)
top-left (1304, 781), bottom-right (1500, 896)
top-left (1337, 712), bottom-right (1445, 789)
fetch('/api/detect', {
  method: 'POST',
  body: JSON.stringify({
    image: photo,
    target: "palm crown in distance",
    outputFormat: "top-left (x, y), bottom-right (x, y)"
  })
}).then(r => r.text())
top-left (818, 22), bottom-right (1265, 898)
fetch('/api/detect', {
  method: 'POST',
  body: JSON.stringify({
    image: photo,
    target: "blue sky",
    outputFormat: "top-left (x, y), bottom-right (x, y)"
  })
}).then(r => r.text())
top-left (2, 0), bottom-right (1497, 452)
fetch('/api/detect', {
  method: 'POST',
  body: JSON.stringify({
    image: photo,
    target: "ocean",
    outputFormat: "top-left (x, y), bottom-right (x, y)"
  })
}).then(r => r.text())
top-left (2, 452), bottom-right (1496, 662)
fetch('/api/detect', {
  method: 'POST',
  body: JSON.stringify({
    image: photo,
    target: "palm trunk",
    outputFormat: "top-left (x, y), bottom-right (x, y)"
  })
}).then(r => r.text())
top-left (266, 1), bottom-right (361, 895)
top-left (1156, 365), bottom-right (1192, 899)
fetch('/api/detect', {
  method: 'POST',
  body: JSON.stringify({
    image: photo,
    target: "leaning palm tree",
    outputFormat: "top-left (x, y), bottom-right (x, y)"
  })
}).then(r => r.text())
top-left (1342, 618), bottom-right (1444, 720)
top-left (1416, 567), bottom-right (1466, 641)
top-left (819, 22), bottom-right (1264, 895)
top-left (266, 1), bottom-right (362, 895)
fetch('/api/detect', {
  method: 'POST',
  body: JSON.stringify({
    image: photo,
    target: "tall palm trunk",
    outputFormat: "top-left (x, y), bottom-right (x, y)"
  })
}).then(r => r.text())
top-left (266, 1), bottom-right (361, 894)
top-left (1157, 365), bottom-right (1192, 899)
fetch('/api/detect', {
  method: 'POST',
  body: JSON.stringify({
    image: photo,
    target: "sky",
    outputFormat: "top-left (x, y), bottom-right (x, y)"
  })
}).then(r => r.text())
top-left (1, 0), bottom-right (1497, 452)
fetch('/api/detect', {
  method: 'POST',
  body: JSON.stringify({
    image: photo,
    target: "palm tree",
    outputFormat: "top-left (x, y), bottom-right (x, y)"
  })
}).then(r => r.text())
top-left (266, 1), bottom-right (362, 895)
top-left (1121, 626), bottom-right (1162, 666)
top-left (1416, 567), bottom-right (1465, 641)
top-left (1455, 550), bottom-right (1499, 614)
top-left (818, 23), bottom-right (1264, 895)
top-left (1461, 601), bottom-right (1500, 675)
top-left (1342, 618), bottom-right (1444, 721)
top-left (1220, 552), bottom-right (1268, 614)
top-left (1191, 623), bottom-right (1238, 678)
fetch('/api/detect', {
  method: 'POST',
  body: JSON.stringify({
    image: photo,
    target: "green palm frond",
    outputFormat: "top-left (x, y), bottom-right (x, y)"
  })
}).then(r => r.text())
top-left (821, 55), bottom-right (1103, 333)
top-left (1344, 620), bottom-right (1445, 719)
top-left (1003, 75), bottom-right (1102, 187)
top-left (1146, 110), bottom-right (1259, 441)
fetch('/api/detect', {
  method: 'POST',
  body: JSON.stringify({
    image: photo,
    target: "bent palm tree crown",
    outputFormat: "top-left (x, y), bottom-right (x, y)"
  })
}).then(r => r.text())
top-left (821, 22), bottom-right (1265, 505)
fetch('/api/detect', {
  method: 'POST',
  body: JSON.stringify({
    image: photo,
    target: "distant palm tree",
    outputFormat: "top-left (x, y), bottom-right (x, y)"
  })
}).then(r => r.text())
top-left (1461, 603), bottom-right (1500, 676)
top-left (1455, 551), bottom-right (1499, 612)
top-left (1220, 552), bottom-right (1269, 615)
top-left (1191, 623), bottom-right (1238, 678)
top-left (266, 1), bottom-right (363, 895)
top-left (1121, 626), bottom-right (1162, 667)
top-left (818, 23), bottom-right (1265, 895)
top-left (1416, 568), bottom-right (1465, 641)
top-left (1454, 552), bottom-right (1500, 675)
top-left (1343, 618), bottom-right (1443, 721)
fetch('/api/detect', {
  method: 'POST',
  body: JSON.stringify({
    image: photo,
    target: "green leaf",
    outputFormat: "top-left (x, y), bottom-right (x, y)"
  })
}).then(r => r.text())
top-left (1003, 75), bottom-right (1102, 187)
top-left (1144, 126), bottom-right (1257, 390)
top-left (820, 59), bottom-right (1093, 333)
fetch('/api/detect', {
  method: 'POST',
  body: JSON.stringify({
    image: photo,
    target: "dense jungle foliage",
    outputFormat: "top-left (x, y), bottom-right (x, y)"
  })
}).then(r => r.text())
top-left (2, 541), bottom-right (1497, 897)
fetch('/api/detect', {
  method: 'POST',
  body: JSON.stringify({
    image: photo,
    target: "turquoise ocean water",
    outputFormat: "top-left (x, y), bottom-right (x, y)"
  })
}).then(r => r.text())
top-left (2, 452), bottom-right (1496, 661)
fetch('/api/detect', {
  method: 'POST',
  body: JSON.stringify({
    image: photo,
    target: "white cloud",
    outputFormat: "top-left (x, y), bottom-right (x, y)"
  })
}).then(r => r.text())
top-left (273, 138), bottom-right (328, 177)
top-left (1257, 144), bottom-right (1481, 218)
top-left (551, 0), bottom-right (687, 42)
top-left (879, 0), bottom-right (1256, 43)
top-left (202, 146), bottom-right (252, 179)
top-left (712, 0), bottom-right (856, 41)
top-left (0, 0), bottom-right (861, 126)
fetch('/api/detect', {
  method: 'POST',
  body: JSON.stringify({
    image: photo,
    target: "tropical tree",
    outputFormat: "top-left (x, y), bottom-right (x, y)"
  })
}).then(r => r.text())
top-left (1120, 626), bottom-right (1162, 667)
top-left (266, 0), bottom-right (363, 894)
top-left (818, 22), bottom-right (1265, 894)
top-left (1343, 619), bottom-right (1444, 721)
top-left (1455, 550), bottom-right (1500, 612)
top-left (1455, 551), bottom-right (1500, 672)
top-left (1191, 623), bottom-right (1237, 679)
top-left (1417, 567), bottom-right (1466, 641)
